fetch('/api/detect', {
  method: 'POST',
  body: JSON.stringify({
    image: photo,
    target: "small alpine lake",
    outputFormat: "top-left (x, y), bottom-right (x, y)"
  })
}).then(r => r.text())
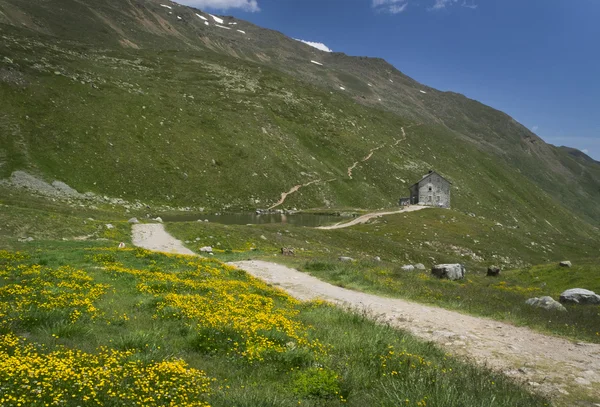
top-left (159, 212), bottom-right (345, 227)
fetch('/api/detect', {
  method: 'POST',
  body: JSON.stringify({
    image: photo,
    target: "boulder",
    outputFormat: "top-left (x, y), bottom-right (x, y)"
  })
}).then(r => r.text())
top-left (118, 242), bottom-right (126, 249)
top-left (280, 247), bottom-right (294, 256)
top-left (339, 256), bottom-right (354, 262)
top-left (373, 256), bottom-right (381, 262)
top-left (559, 261), bottom-right (572, 268)
top-left (154, 217), bottom-right (163, 223)
top-left (401, 265), bottom-right (415, 272)
top-left (199, 246), bottom-right (213, 253)
top-left (559, 288), bottom-right (600, 305)
top-left (431, 264), bottom-right (465, 280)
top-left (487, 266), bottom-right (501, 277)
top-left (105, 223), bottom-right (114, 229)
top-left (128, 217), bottom-right (139, 224)
top-left (414, 263), bottom-right (426, 271)
top-left (525, 296), bottom-right (566, 312)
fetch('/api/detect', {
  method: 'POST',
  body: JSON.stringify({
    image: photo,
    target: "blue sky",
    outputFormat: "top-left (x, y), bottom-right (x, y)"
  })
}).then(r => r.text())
top-left (178, 0), bottom-right (600, 160)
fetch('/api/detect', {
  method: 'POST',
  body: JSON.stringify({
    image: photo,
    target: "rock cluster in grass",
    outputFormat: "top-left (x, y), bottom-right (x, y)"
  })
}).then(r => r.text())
top-left (0, 170), bottom-right (200, 214)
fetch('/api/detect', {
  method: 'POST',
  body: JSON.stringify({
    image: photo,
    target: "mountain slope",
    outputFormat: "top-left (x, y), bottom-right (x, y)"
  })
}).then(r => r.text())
top-left (0, 0), bottom-right (598, 232)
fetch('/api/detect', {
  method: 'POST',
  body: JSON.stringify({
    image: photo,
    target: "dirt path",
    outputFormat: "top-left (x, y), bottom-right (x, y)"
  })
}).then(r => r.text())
top-left (131, 223), bottom-right (196, 255)
top-left (231, 260), bottom-right (600, 404)
top-left (316, 205), bottom-right (428, 230)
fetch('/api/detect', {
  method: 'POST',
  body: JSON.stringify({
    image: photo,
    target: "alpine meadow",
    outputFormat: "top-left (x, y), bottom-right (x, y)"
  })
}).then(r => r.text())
top-left (0, 0), bottom-right (599, 406)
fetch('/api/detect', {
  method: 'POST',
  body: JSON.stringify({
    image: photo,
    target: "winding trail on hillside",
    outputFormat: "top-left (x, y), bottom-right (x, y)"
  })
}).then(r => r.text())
top-left (347, 144), bottom-right (385, 179)
top-left (267, 178), bottom-right (335, 210)
top-left (131, 223), bottom-right (600, 404)
top-left (316, 205), bottom-right (428, 230)
top-left (268, 124), bottom-right (420, 209)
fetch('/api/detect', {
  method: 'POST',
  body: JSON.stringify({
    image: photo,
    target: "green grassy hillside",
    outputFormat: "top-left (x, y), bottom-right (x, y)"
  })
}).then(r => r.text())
top-left (0, 17), bottom-right (599, 241)
top-left (1, 0), bottom-right (598, 225)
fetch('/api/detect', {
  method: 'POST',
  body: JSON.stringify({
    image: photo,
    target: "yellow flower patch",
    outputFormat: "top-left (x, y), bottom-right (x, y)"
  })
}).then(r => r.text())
top-left (101, 259), bottom-right (326, 361)
top-left (0, 333), bottom-right (212, 407)
top-left (0, 263), bottom-right (109, 327)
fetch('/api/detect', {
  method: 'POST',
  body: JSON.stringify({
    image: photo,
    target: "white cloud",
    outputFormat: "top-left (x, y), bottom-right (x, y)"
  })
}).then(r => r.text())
top-left (429, 0), bottom-right (477, 11)
top-left (388, 3), bottom-right (409, 13)
top-left (174, 0), bottom-right (260, 12)
top-left (372, 0), bottom-right (409, 14)
top-left (461, 1), bottom-right (478, 9)
top-left (532, 125), bottom-right (539, 132)
top-left (295, 39), bottom-right (333, 53)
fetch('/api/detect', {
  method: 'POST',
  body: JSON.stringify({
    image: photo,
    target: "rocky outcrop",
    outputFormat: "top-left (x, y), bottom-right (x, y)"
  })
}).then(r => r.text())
top-left (525, 296), bottom-right (566, 312)
top-left (559, 289), bottom-right (600, 305)
top-left (431, 264), bottom-right (465, 280)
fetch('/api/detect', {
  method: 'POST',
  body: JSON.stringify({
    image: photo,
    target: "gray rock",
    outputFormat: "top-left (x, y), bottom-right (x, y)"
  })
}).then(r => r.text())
top-left (414, 263), bottom-right (426, 270)
top-left (373, 256), bottom-right (381, 262)
top-left (105, 224), bottom-right (114, 229)
top-left (525, 296), bottom-right (567, 312)
top-left (339, 256), bottom-right (354, 262)
top-left (199, 246), bottom-right (213, 253)
top-left (128, 217), bottom-right (139, 224)
top-left (559, 288), bottom-right (600, 305)
top-left (401, 265), bottom-right (415, 272)
top-left (431, 264), bottom-right (465, 280)
top-left (260, 235), bottom-right (267, 240)
top-left (154, 217), bottom-right (163, 223)
top-left (559, 260), bottom-right (572, 267)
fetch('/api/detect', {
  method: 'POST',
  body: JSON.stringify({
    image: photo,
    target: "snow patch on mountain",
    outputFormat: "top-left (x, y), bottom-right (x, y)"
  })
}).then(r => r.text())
top-left (295, 39), bottom-right (332, 53)
top-left (209, 14), bottom-right (224, 24)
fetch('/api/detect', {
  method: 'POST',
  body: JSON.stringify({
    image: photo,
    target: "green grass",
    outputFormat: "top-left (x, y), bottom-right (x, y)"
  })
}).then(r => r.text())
top-left (0, 242), bottom-right (550, 406)
top-left (0, 187), bottom-right (132, 249)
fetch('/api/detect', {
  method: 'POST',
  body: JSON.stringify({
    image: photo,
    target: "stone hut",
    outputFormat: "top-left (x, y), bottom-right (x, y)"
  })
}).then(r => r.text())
top-left (406, 170), bottom-right (451, 208)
